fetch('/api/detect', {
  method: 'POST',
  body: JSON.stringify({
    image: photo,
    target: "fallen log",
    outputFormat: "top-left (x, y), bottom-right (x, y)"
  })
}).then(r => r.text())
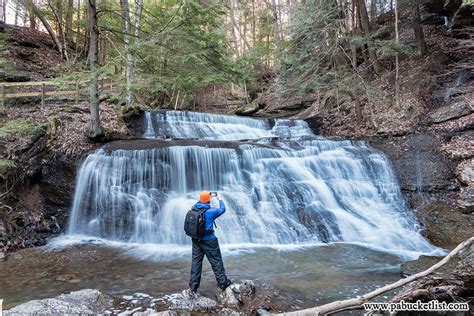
top-left (276, 237), bottom-right (473, 316)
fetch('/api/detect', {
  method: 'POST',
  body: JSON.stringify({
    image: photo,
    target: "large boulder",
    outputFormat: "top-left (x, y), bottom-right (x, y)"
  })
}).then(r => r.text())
top-left (416, 203), bottom-right (474, 248)
top-left (161, 292), bottom-right (219, 312)
top-left (231, 102), bottom-right (264, 116)
top-left (424, 0), bottom-right (462, 16)
top-left (450, 4), bottom-right (474, 31)
top-left (4, 289), bottom-right (112, 315)
top-left (429, 100), bottom-right (473, 123)
top-left (216, 280), bottom-right (257, 309)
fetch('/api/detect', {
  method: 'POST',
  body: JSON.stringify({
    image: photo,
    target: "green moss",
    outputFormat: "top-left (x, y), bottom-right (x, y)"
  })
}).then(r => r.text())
top-left (0, 119), bottom-right (47, 139)
top-left (0, 157), bottom-right (16, 171)
top-left (0, 58), bottom-right (31, 81)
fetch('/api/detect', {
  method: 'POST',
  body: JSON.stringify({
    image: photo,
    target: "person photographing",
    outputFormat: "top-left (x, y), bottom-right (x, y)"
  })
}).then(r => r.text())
top-left (183, 191), bottom-right (231, 298)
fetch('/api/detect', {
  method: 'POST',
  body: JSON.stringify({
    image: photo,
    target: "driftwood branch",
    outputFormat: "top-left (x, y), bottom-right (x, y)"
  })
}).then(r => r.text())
top-left (276, 237), bottom-right (473, 316)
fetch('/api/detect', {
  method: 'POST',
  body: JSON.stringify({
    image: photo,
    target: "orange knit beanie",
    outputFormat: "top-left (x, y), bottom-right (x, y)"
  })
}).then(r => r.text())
top-left (199, 191), bottom-right (211, 203)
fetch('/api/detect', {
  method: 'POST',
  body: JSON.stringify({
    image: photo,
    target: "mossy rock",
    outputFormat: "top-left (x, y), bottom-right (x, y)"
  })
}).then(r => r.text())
top-left (86, 127), bottom-right (130, 142)
top-left (118, 105), bottom-right (143, 123)
top-left (0, 59), bottom-right (31, 82)
top-left (0, 119), bottom-right (47, 140)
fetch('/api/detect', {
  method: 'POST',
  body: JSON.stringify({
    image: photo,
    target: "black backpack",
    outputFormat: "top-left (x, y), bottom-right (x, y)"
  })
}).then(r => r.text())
top-left (184, 207), bottom-right (214, 240)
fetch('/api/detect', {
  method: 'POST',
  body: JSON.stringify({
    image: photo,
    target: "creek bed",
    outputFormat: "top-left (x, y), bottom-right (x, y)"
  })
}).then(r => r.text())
top-left (0, 241), bottom-right (404, 311)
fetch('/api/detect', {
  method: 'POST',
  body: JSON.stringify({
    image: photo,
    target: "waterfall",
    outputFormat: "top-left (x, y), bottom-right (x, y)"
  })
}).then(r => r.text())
top-left (66, 111), bottom-right (439, 257)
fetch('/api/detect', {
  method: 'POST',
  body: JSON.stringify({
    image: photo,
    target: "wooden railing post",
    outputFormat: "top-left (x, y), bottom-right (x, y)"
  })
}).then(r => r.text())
top-left (41, 83), bottom-right (45, 107)
top-left (0, 84), bottom-right (5, 113)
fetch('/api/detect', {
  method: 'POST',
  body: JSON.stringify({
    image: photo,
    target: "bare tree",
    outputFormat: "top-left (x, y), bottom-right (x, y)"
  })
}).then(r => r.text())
top-left (24, 0), bottom-right (67, 59)
top-left (228, 0), bottom-right (240, 56)
top-left (413, 4), bottom-right (428, 56)
top-left (0, 0), bottom-right (6, 24)
top-left (370, 0), bottom-right (376, 20)
top-left (48, 0), bottom-right (69, 60)
top-left (66, 0), bottom-right (74, 44)
top-left (28, 0), bottom-right (36, 29)
top-left (120, 0), bottom-right (133, 106)
top-left (88, 0), bottom-right (102, 138)
top-left (394, 0), bottom-right (399, 108)
top-left (75, 0), bottom-right (81, 50)
top-left (271, 0), bottom-right (281, 49)
top-left (355, 0), bottom-right (382, 76)
top-left (14, 0), bottom-right (20, 25)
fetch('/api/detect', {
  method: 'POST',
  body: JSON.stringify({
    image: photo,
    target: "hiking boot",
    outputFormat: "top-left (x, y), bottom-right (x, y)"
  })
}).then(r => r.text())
top-left (220, 279), bottom-right (232, 291)
top-left (182, 288), bottom-right (198, 299)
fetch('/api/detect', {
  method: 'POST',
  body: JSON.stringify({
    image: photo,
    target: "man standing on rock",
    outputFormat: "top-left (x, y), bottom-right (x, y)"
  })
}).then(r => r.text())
top-left (183, 191), bottom-right (232, 298)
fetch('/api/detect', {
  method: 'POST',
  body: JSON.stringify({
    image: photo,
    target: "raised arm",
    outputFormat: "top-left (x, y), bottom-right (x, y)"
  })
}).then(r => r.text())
top-left (208, 199), bottom-right (225, 219)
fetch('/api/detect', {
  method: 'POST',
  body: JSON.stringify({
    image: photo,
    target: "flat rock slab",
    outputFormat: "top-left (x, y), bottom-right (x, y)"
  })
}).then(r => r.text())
top-left (400, 255), bottom-right (459, 277)
top-left (4, 289), bottom-right (112, 315)
top-left (429, 100), bottom-right (473, 123)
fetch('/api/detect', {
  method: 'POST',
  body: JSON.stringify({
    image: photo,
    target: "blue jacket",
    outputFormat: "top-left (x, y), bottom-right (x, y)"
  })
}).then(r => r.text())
top-left (193, 200), bottom-right (225, 240)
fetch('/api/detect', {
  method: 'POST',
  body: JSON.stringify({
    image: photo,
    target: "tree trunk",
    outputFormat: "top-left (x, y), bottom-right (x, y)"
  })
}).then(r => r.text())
top-left (277, 237), bottom-right (474, 315)
top-left (228, 0), bottom-right (240, 57)
top-left (355, 0), bottom-right (382, 76)
top-left (75, 0), bottom-right (81, 52)
top-left (370, 0), bottom-right (376, 20)
top-left (271, 0), bottom-right (281, 49)
top-left (25, 0), bottom-right (67, 59)
top-left (28, 0), bottom-right (36, 29)
top-left (0, 0), bottom-right (5, 23)
top-left (120, 0), bottom-right (133, 107)
top-left (251, 0), bottom-right (256, 45)
top-left (129, 0), bottom-right (144, 102)
top-left (395, 0), bottom-right (399, 108)
top-left (87, 0), bottom-right (102, 138)
top-left (413, 4), bottom-right (428, 56)
top-left (14, 0), bottom-right (19, 25)
top-left (66, 0), bottom-right (74, 44)
top-left (49, 0), bottom-right (69, 60)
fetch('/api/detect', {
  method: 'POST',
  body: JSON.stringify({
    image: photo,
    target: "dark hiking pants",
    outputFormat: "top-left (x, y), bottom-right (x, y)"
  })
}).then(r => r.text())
top-left (189, 237), bottom-right (230, 292)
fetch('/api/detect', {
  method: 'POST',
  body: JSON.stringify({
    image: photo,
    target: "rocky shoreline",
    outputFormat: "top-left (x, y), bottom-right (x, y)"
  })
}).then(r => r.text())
top-left (4, 281), bottom-right (278, 315)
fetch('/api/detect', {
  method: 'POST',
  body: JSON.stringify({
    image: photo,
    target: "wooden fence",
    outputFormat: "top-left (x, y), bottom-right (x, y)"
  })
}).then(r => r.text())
top-left (0, 80), bottom-right (115, 113)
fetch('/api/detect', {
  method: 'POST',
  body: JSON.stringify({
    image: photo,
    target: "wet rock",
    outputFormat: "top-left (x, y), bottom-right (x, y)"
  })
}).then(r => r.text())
top-left (453, 242), bottom-right (474, 288)
top-left (0, 251), bottom-right (6, 261)
top-left (424, 0), bottom-right (462, 16)
top-left (217, 286), bottom-right (241, 308)
top-left (232, 102), bottom-right (264, 116)
top-left (390, 275), bottom-right (467, 304)
top-left (429, 100), bottom-right (473, 123)
top-left (458, 186), bottom-right (474, 213)
top-left (370, 133), bottom-right (456, 208)
top-left (4, 289), bottom-right (112, 315)
top-left (416, 203), bottom-right (474, 248)
top-left (159, 292), bottom-right (219, 312)
top-left (216, 280), bottom-right (257, 309)
top-left (450, 4), bottom-right (474, 31)
top-left (400, 255), bottom-right (458, 277)
top-left (456, 159), bottom-right (474, 185)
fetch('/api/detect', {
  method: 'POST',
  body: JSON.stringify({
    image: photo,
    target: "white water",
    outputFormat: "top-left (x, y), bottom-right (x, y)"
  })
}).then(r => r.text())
top-left (65, 111), bottom-right (441, 259)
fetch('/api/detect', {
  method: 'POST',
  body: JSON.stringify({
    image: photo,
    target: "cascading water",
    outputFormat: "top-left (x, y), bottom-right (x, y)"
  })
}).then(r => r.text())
top-left (66, 111), bottom-right (440, 258)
